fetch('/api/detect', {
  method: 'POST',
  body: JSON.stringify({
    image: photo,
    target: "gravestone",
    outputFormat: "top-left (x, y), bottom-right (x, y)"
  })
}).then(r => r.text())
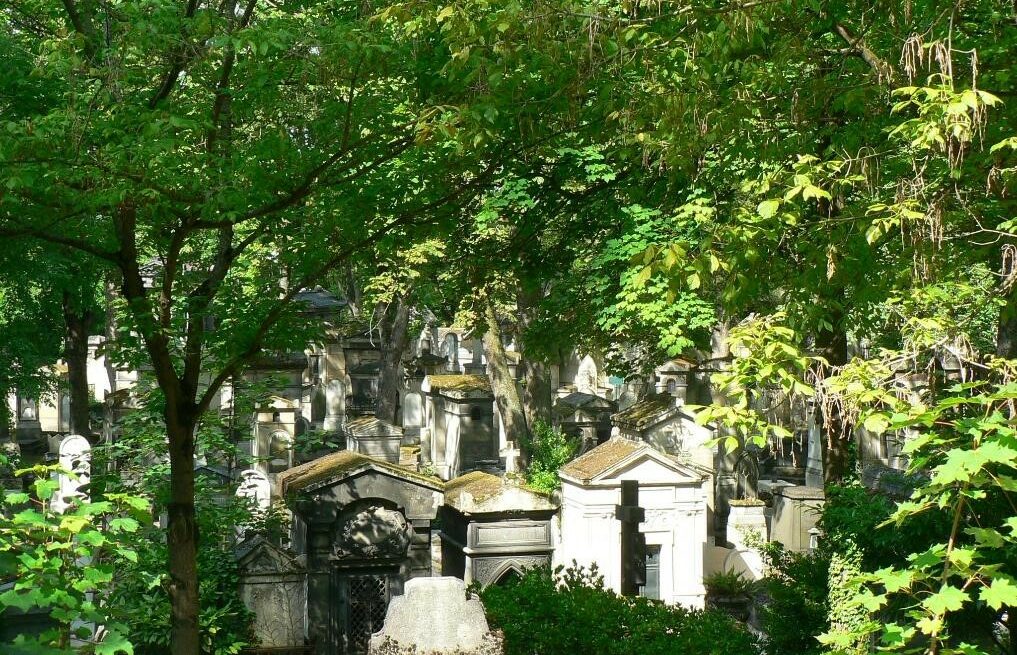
top-left (236, 469), bottom-right (272, 513)
top-left (52, 434), bottom-right (91, 514)
top-left (368, 577), bottom-right (503, 655)
top-left (324, 378), bottom-right (347, 431)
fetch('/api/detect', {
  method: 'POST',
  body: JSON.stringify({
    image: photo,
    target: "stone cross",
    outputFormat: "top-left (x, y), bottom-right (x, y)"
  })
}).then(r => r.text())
top-left (236, 469), bottom-right (272, 513)
top-left (53, 434), bottom-right (91, 514)
top-left (499, 441), bottom-right (521, 474)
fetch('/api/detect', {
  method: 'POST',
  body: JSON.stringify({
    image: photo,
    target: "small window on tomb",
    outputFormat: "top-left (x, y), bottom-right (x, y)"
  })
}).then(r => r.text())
top-left (271, 411), bottom-right (281, 423)
top-left (469, 405), bottom-right (483, 421)
top-left (666, 379), bottom-right (677, 395)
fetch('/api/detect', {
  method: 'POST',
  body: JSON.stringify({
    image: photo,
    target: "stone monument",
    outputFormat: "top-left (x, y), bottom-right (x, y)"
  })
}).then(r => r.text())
top-left (52, 434), bottom-right (91, 514)
top-left (368, 577), bottom-right (503, 655)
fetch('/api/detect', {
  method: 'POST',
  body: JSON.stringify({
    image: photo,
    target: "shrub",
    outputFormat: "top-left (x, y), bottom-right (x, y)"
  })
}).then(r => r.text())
top-left (758, 542), bottom-right (830, 655)
top-left (703, 569), bottom-right (756, 598)
top-left (520, 421), bottom-right (578, 493)
top-left (480, 565), bottom-right (761, 655)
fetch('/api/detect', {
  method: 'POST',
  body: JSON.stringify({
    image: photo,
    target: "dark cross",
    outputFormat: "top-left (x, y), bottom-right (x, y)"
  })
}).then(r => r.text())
top-left (615, 479), bottom-right (647, 596)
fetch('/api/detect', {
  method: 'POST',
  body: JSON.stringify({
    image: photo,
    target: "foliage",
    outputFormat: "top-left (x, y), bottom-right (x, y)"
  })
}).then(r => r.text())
top-left (0, 465), bottom-right (151, 654)
top-left (759, 543), bottom-right (830, 655)
top-left (480, 565), bottom-right (761, 655)
top-left (520, 421), bottom-right (578, 493)
top-left (818, 378), bottom-right (1017, 655)
top-left (703, 569), bottom-right (757, 599)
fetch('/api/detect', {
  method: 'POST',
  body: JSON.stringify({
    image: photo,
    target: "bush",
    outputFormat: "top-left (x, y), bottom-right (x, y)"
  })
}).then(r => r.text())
top-left (758, 543), bottom-right (830, 655)
top-left (520, 422), bottom-right (578, 493)
top-left (480, 565), bottom-right (761, 655)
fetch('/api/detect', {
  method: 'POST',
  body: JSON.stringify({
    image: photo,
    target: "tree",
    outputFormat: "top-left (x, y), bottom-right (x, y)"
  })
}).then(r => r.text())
top-left (0, 1), bottom-right (646, 650)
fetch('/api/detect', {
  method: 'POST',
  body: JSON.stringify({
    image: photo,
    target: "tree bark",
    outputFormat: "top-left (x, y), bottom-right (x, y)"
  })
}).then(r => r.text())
top-left (165, 413), bottom-right (200, 655)
top-left (482, 297), bottom-right (528, 446)
top-left (375, 297), bottom-right (410, 425)
top-left (996, 290), bottom-right (1017, 358)
top-left (817, 302), bottom-right (850, 484)
top-left (516, 285), bottom-right (551, 428)
top-left (63, 291), bottom-right (95, 437)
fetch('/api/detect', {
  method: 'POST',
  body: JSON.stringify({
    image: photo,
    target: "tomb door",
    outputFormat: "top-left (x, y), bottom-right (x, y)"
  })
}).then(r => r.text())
top-left (638, 545), bottom-right (661, 600)
top-left (331, 566), bottom-right (400, 655)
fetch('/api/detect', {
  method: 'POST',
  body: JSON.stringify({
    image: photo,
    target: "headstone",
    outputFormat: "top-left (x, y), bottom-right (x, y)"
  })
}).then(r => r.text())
top-left (805, 404), bottom-right (823, 488)
top-left (236, 469), bottom-right (272, 513)
top-left (576, 356), bottom-right (598, 394)
top-left (323, 378), bottom-right (346, 431)
top-left (444, 334), bottom-right (460, 373)
top-left (368, 577), bottom-right (502, 655)
top-left (52, 434), bottom-right (91, 514)
top-left (499, 441), bottom-right (520, 475)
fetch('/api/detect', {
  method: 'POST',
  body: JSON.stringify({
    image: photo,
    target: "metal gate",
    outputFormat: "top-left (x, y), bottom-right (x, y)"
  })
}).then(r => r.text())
top-left (332, 569), bottom-right (396, 655)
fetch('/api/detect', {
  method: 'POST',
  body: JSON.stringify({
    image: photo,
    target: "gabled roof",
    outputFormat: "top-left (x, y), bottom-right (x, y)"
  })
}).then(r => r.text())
top-left (656, 357), bottom-right (696, 373)
top-left (234, 534), bottom-right (303, 574)
top-left (559, 437), bottom-right (706, 485)
top-left (611, 393), bottom-right (681, 429)
top-left (554, 392), bottom-right (617, 414)
top-left (277, 450), bottom-right (442, 496)
top-left (444, 471), bottom-right (556, 514)
top-left (294, 287), bottom-right (346, 313)
top-left (345, 416), bottom-right (402, 438)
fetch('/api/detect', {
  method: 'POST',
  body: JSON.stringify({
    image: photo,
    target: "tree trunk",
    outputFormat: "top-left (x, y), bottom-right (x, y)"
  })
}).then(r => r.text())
top-left (482, 297), bottom-right (528, 446)
top-left (515, 285), bottom-right (551, 428)
top-left (996, 290), bottom-right (1017, 358)
top-left (166, 414), bottom-right (200, 655)
top-left (375, 297), bottom-right (410, 425)
top-left (817, 303), bottom-right (849, 484)
top-left (63, 292), bottom-right (94, 437)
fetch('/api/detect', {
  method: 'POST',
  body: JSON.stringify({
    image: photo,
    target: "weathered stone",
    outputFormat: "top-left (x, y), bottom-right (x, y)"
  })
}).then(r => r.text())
top-left (369, 577), bottom-right (497, 654)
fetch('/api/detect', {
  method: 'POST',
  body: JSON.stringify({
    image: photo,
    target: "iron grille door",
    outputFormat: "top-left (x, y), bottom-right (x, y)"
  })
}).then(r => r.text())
top-left (344, 573), bottom-right (390, 655)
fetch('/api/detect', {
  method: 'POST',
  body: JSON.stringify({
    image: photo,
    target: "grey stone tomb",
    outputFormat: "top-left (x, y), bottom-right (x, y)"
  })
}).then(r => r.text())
top-left (368, 577), bottom-right (502, 655)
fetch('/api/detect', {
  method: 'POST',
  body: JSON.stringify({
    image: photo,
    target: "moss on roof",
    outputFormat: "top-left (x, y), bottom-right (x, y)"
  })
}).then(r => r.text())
top-left (612, 394), bottom-right (678, 429)
top-left (444, 471), bottom-right (506, 506)
top-left (559, 438), bottom-right (644, 482)
top-left (445, 471), bottom-right (556, 512)
top-left (277, 450), bottom-right (442, 495)
top-left (344, 416), bottom-right (402, 436)
top-left (427, 374), bottom-right (491, 393)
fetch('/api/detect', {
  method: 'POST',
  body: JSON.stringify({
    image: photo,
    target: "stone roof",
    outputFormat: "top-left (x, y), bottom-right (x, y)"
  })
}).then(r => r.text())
top-left (554, 392), bottom-right (616, 415)
top-left (277, 450), bottom-right (442, 496)
top-left (426, 374), bottom-right (491, 393)
top-left (612, 394), bottom-right (681, 429)
top-left (344, 416), bottom-right (402, 437)
top-left (294, 287), bottom-right (346, 312)
top-left (444, 471), bottom-right (556, 514)
top-left (559, 437), bottom-right (644, 482)
top-left (775, 485), bottom-right (825, 501)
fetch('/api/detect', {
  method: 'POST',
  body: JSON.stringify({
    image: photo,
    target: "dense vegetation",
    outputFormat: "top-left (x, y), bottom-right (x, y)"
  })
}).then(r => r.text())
top-left (481, 566), bottom-right (760, 655)
top-left (1, 0), bottom-right (1016, 652)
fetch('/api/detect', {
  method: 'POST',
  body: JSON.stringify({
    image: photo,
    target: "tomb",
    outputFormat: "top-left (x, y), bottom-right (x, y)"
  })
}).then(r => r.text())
top-left (235, 534), bottom-right (307, 649)
top-left (278, 451), bottom-right (443, 655)
top-left (253, 396), bottom-right (300, 477)
top-left (552, 392), bottom-right (616, 451)
top-left (556, 437), bottom-right (709, 607)
top-left (769, 485), bottom-right (825, 553)
top-left (611, 393), bottom-right (715, 470)
top-left (421, 375), bottom-right (497, 480)
top-left (440, 471), bottom-right (557, 587)
top-left (345, 416), bottom-right (404, 464)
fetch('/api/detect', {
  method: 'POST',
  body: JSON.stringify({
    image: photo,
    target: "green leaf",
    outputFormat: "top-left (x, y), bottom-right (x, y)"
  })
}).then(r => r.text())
top-left (922, 585), bottom-right (968, 615)
top-left (981, 577), bottom-right (1017, 610)
top-left (757, 199), bottom-right (780, 219)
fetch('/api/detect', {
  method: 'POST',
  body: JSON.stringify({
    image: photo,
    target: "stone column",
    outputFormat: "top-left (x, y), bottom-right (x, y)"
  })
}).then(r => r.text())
top-left (805, 402), bottom-right (824, 488)
top-left (323, 378), bottom-right (345, 431)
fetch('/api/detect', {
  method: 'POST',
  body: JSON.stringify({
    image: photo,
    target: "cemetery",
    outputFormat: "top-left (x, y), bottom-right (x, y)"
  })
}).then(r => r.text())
top-left (1, 4), bottom-right (1016, 655)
